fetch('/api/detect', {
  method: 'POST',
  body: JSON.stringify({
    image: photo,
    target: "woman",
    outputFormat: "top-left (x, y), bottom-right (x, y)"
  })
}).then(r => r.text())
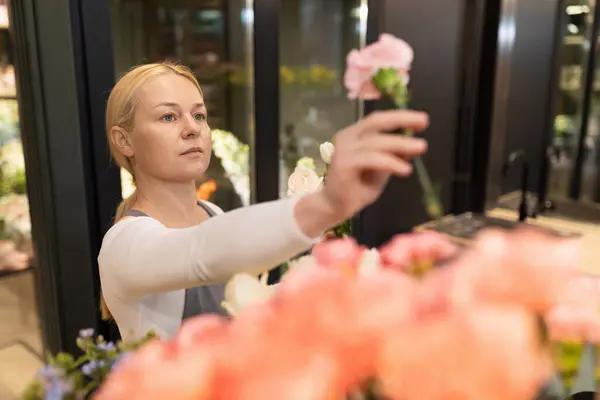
top-left (98, 62), bottom-right (430, 341)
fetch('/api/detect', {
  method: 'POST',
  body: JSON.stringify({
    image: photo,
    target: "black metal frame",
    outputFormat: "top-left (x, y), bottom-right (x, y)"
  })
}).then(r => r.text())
top-left (252, 0), bottom-right (281, 283)
top-left (468, 0), bottom-right (503, 212)
top-left (9, 0), bottom-right (107, 354)
top-left (8, 0), bottom-right (61, 354)
top-left (452, 0), bottom-right (494, 213)
top-left (77, 0), bottom-right (124, 341)
top-left (351, 0), bottom-right (380, 243)
top-left (252, 0), bottom-right (280, 205)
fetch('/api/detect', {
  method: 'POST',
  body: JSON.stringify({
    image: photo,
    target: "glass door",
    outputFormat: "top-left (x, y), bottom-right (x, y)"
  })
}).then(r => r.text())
top-left (548, 0), bottom-right (595, 199)
top-left (278, 0), bottom-right (366, 195)
top-left (0, 1), bottom-right (44, 397)
top-left (581, 4), bottom-right (600, 202)
top-left (110, 0), bottom-right (254, 211)
top-left (546, 0), bottom-right (600, 215)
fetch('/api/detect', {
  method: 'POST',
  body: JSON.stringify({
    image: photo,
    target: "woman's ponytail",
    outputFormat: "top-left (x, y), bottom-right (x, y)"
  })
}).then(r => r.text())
top-left (113, 190), bottom-right (137, 222)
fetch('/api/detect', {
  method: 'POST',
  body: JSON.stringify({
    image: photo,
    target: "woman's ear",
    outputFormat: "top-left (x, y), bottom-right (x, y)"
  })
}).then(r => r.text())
top-left (110, 126), bottom-right (134, 158)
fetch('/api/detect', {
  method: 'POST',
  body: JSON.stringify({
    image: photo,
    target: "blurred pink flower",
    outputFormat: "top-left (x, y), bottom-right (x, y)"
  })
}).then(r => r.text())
top-left (379, 230), bottom-right (458, 272)
top-left (311, 237), bottom-right (365, 276)
top-left (378, 305), bottom-right (552, 400)
top-left (96, 340), bottom-right (218, 400)
top-left (344, 33), bottom-right (414, 100)
top-left (415, 229), bottom-right (580, 314)
top-left (545, 274), bottom-right (600, 342)
top-left (97, 228), bottom-right (580, 400)
top-left (463, 229), bottom-right (579, 313)
top-left (172, 314), bottom-right (228, 349)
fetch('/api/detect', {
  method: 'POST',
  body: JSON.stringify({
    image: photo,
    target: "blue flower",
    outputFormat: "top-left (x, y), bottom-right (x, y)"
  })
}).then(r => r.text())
top-left (41, 368), bottom-right (72, 400)
top-left (97, 342), bottom-right (116, 352)
top-left (110, 352), bottom-right (130, 371)
top-left (78, 328), bottom-right (94, 338)
top-left (81, 360), bottom-right (106, 376)
top-left (39, 366), bottom-right (60, 379)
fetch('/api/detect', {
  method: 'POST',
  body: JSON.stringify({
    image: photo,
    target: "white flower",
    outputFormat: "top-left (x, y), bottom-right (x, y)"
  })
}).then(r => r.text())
top-left (319, 141), bottom-right (335, 164)
top-left (221, 273), bottom-right (276, 317)
top-left (288, 255), bottom-right (318, 269)
top-left (357, 248), bottom-right (382, 277)
top-left (211, 129), bottom-right (251, 206)
top-left (287, 166), bottom-right (323, 196)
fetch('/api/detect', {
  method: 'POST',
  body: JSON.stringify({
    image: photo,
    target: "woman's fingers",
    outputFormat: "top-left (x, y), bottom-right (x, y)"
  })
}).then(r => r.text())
top-left (359, 133), bottom-right (428, 158)
top-left (354, 151), bottom-right (414, 176)
top-left (355, 109), bottom-right (430, 135)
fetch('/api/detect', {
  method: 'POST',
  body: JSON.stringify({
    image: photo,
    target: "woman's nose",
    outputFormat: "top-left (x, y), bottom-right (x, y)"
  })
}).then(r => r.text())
top-left (181, 115), bottom-right (201, 138)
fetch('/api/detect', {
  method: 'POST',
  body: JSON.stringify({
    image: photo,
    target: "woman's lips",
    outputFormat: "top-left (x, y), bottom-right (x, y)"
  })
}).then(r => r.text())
top-left (181, 147), bottom-right (203, 156)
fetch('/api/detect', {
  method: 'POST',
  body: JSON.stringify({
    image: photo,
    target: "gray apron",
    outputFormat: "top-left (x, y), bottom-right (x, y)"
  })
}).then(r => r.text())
top-left (123, 201), bottom-right (228, 320)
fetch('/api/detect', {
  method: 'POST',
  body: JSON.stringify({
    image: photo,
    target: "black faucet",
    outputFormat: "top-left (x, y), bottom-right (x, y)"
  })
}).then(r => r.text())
top-left (534, 146), bottom-right (556, 216)
top-left (502, 150), bottom-right (530, 222)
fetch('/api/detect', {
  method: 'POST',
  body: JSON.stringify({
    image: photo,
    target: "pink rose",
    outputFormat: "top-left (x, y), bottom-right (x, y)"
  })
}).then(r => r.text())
top-left (344, 33), bottom-right (414, 100)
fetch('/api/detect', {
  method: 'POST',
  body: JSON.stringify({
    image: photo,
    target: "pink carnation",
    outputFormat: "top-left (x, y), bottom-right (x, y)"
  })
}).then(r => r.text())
top-left (377, 305), bottom-right (552, 400)
top-left (97, 228), bottom-right (579, 400)
top-left (379, 230), bottom-right (458, 272)
top-left (311, 237), bottom-right (366, 276)
top-left (546, 274), bottom-right (600, 342)
top-left (96, 340), bottom-right (219, 400)
top-left (344, 33), bottom-right (414, 100)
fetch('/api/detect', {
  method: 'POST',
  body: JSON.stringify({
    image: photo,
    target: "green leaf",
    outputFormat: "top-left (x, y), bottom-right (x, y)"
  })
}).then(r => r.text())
top-left (280, 262), bottom-right (290, 276)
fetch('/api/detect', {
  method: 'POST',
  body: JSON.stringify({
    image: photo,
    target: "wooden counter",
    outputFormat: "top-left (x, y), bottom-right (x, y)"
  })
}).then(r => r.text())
top-left (486, 208), bottom-right (600, 276)
top-left (414, 208), bottom-right (600, 275)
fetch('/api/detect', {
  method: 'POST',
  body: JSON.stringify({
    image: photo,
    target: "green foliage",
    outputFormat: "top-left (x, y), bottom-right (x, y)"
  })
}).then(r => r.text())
top-left (0, 167), bottom-right (25, 197)
top-left (552, 341), bottom-right (600, 391)
top-left (332, 218), bottom-right (352, 239)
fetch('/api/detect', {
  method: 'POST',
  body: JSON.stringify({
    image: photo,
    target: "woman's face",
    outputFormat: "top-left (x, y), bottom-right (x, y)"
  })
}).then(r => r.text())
top-left (129, 73), bottom-right (211, 182)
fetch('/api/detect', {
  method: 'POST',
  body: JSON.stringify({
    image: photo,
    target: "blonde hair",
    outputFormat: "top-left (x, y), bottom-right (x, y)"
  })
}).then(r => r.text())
top-left (100, 62), bottom-right (202, 320)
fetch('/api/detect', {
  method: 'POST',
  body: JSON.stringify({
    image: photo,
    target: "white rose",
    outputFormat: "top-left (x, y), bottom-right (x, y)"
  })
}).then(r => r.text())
top-left (221, 273), bottom-right (276, 317)
top-left (357, 248), bottom-right (382, 277)
top-left (287, 166), bottom-right (323, 196)
top-left (287, 255), bottom-right (318, 269)
top-left (319, 141), bottom-right (335, 164)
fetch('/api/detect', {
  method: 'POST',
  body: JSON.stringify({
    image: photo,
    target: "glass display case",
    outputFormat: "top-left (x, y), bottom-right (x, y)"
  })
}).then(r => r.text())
top-left (547, 0), bottom-right (600, 215)
top-left (0, 2), bottom-right (44, 397)
top-left (549, 1), bottom-right (593, 198)
top-left (278, 0), bottom-right (366, 196)
top-left (110, 0), bottom-right (366, 208)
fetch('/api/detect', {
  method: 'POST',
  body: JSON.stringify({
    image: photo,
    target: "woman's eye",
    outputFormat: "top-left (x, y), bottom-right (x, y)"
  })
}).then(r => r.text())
top-left (161, 114), bottom-right (176, 122)
top-left (194, 113), bottom-right (207, 121)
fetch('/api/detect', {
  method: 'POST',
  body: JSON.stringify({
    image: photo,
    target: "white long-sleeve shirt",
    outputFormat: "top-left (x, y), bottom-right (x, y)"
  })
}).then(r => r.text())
top-left (98, 196), bottom-right (317, 341)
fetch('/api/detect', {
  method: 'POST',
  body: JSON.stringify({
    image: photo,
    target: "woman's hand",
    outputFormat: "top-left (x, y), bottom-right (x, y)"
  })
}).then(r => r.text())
top-left (295, 109), bottom-right (430, 238)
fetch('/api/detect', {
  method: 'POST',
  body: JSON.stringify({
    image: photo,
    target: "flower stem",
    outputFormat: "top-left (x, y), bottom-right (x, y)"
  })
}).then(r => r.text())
top-left (398, 122), bottom-right (443, 220)
top-left (371, 70), bottom-right (445, 220)
top-left (412, 153), bottom-right (443, 219)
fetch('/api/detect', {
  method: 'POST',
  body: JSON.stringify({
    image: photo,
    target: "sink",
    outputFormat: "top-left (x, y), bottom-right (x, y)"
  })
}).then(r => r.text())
top-left (496, 191), bottom-right (600, 224)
